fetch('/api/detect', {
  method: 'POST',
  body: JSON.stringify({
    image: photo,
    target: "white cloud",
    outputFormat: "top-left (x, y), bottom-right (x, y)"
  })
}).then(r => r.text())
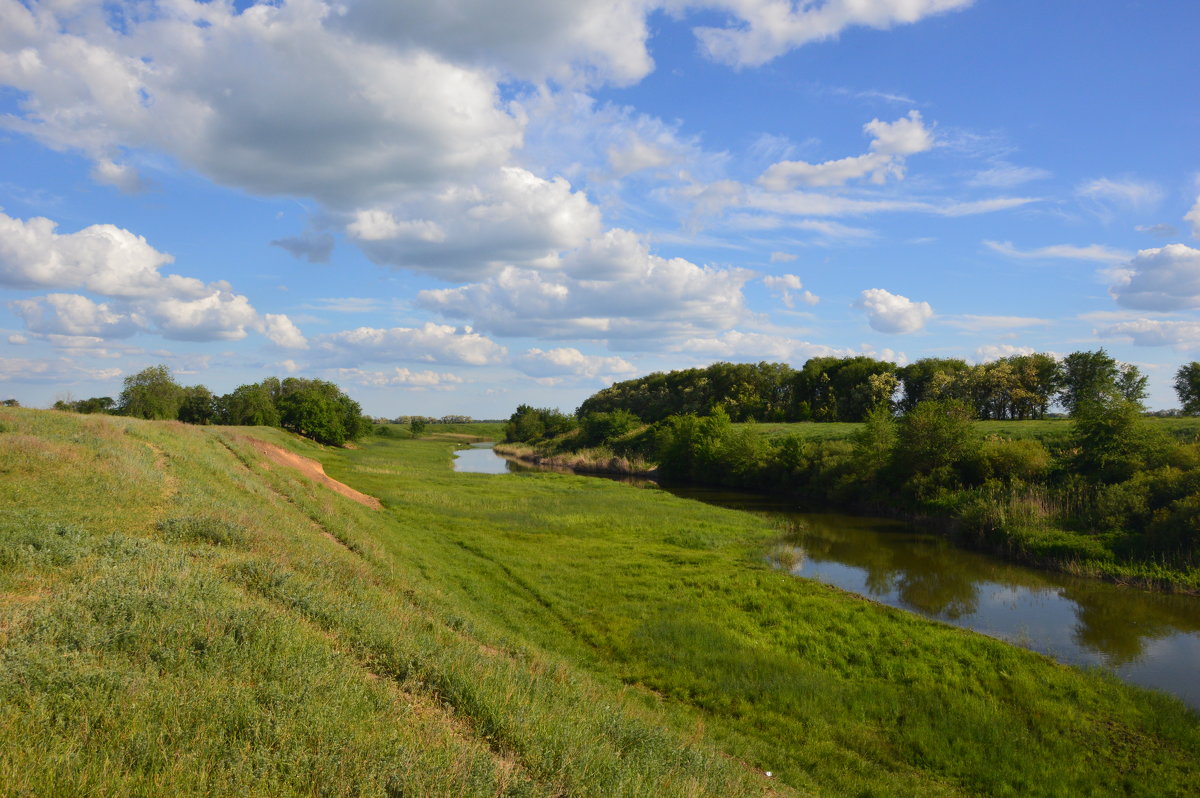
top-left (944, 314), bottom-right (1051, 332)
top-left (975, 344), bottom-right (1035, 362)
top-left (984, 239), bottom-right (1131, 264)
top-left (419, 239), bottom-right (751, 345)
top-left (260, 314), bottom-right (308, 350)
top-left (7, 334), bottom-right (28, 345)
top-left (317, 323), bottom-right (508, 366)
top-left (1186, 194), bottom-right (1200, 239)
top-left (145, 291), bottom-right (261, 343)
top-left (0, 213), bottom-right (199, 298)
top-left (769, 251), bottom-right (797, 263)
top-left (968, 164), bottom-right (1050, 188)
top-left (757, 111), bottom-right (933, 191)
top-left (348, 168), bottom-right (601, 280)
top-left (1135, 224), bottom-right (1178, 238)
top-left (854, 288), bottom-right (933, 334)
top-left (90, 158), bottom-right (149, 194)
top-left (1108, 244), bottom-right (1200, 311)
top-left (763, 274), bottom-right (819, 308)
top-left (691, 0), bottom-right (975, 68)
top-left (1076, 178), bottom-right (1163, 220)
top-left (10, 293), bottom-right (137, 338)
top-left (515, 347), bottom-right (637, 381)
top-left (607, 136), bottom-right (672, 176)
top-left (677, 330), bottom-right (855, 362)
top-left (328, 367), bottom-right (465, 389)
top-left (0, 212), bottom-right (304, 346)
top-left (0, 356), bottom-right (121, 383)
top-left (1097, 319), bottom-right (1200, 349)
top-left (0, 1), bottom-right (525, 209)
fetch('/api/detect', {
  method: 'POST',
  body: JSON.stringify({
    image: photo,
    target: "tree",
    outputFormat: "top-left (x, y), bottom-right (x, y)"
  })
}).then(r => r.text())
top-left (1174, 362), bottom-right (1200, 415)
top-left (118, 365), bottom-right (184, 420)
top-left (218, 381), bottom-right (281, 426)
top-left (276, 378), bottom-right (367, 446)
top-left (1059, 350), bottom-right (1145, 415)
top-left (2, 399), bottom-right (18, 408)
top-left (409, 417), bottom-right (426, 438)
top-left (1070, 396), bottom-right (1157, 483)
top-left (892, 399), bottom-right (981, 485)
top-left (178, 385), bottom-right (216, 425)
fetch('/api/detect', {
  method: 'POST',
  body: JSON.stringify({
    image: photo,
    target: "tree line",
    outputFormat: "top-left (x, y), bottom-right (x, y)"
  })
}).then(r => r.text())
top-left (53, 365), bottom-right (371, 446)
top-left (576, 350), bottom-right (1163, 424)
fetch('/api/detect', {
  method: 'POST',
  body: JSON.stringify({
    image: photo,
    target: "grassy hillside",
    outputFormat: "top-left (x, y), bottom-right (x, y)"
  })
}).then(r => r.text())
top-left (3, 407), bottom-right (1199, 796)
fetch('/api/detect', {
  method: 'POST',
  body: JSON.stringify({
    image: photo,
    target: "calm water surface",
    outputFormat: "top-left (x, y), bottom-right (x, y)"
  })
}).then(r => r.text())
top-left (457, 445), bottom-right (1200, 710)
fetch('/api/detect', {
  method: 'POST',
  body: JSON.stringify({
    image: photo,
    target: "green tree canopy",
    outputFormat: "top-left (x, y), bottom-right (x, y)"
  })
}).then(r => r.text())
top-left (118, 365), bottom-right (184, 420)
top-left (1174, 362), bottom-right (1200, 415)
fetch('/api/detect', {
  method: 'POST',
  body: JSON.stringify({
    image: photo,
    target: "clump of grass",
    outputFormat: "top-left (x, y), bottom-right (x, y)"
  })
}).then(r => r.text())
top-left (157, 516), bottom-right (250, 547)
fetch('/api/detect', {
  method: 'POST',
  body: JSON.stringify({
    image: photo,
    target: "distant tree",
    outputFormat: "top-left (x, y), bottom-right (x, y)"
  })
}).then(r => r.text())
top-left (118, 365), bottom-right (184, 420)
top-left (2, 399), bottom-right (18, 408)
top-left (409, 417), bottom-right (426, 438)
top-left (897, 358), bottom-right (971, 414)
top-left (1174, 362), bottom-right (1200, 415)
top-left (1059, 350), bottom-right (1145, 415)
top-left (178, 385), bottom-right (217, 425)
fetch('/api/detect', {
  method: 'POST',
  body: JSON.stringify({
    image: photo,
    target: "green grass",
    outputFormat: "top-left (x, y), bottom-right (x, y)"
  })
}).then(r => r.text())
top-left (3, 406), bottom-right (1199, 796)
top-left (743, 417), bottom-right (1200, 445)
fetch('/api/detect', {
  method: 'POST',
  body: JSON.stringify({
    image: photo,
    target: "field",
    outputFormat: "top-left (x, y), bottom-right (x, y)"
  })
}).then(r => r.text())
top-left (745, 416), bottom-right (1200, 445)
top-left (2, 407), bottom-right (1199, 796)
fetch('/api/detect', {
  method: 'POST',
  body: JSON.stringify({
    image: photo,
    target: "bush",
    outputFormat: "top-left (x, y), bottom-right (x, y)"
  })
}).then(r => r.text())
top-left (980, 438), bottom-right (1052, 483)
top-left (579, 409), bottom-right (640, 447)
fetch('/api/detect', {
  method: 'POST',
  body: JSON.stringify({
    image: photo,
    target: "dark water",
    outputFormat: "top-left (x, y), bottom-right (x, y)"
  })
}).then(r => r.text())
top-left (456, 445), bottom-right (1200, 710)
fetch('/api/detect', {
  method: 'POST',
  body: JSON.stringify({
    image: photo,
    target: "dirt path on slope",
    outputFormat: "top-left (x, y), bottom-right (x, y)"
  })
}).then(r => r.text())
top-left (248, 439), bottom-right (382, 510)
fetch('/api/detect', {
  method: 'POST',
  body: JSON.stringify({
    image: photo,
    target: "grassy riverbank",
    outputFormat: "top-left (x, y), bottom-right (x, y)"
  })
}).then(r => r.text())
top-left (3, 408), bottom-right (1199, 796)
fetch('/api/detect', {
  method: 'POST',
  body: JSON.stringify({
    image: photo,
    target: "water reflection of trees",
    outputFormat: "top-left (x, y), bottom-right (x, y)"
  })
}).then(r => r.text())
top-left (781, 514), bottom-right (1200, 663)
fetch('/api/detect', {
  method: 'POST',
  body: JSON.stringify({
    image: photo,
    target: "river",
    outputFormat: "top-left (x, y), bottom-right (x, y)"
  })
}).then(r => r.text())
top-left (454, 443), bottom-right (1200, 710)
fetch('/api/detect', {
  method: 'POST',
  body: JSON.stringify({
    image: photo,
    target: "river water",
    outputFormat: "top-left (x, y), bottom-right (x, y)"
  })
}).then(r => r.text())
top-left (454, 444), bottom-right (1200, 710)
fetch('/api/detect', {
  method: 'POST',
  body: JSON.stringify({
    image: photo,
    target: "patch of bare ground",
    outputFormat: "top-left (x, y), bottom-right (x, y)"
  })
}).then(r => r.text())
top-left (247, 438), bottom-right (382, 510)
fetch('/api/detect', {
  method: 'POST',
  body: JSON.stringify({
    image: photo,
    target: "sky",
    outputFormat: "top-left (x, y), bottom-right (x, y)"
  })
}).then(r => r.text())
top-left (1, 0), bottom-right (1198, 418)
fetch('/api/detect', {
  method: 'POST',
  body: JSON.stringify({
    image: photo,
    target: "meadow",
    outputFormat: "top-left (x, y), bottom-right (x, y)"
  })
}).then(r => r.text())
top-left (2, 408), bottom-right (1199, 796)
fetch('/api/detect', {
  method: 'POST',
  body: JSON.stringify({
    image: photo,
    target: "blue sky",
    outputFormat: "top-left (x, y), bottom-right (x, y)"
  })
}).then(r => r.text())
top-left (1, 0), bottom-right (1198, 417)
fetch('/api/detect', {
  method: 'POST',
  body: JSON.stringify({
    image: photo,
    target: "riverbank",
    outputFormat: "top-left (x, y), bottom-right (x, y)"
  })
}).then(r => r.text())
top-left (502, 410), bottom-right (1200, 594)
top-left (4, 409), bottom-right (1198, 796)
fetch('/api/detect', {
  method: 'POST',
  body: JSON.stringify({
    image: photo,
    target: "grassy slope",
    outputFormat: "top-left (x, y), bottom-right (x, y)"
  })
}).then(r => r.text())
top-left (2, 409), bottom-right (1199, 796)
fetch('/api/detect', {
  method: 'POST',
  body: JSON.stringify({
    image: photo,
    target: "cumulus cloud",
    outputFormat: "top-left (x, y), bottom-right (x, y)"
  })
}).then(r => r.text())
top-left (854, 288), bottom-right (933, 333)
top-left (316, 323), bottom-right (507, 366)
top-left (757, 111), bottom-right (933, 191)
top-left (0, 212), bottom-right (305, 345)
top-left (90, 158), bottom-right (150, 194)
top-left (1108, 244), bottom-right (1200, 311)
top-left (419, 236), bottom-right (751, 344)
top-left (10, 293), bottom-right (138, 338)
top-left (0, 213), bottom-right (198, 298)
top-left (762, 274), bottom-right (818, 308)
top-left (271, 232), bottom-right (334, 264)
top-left (692, 0), bottom-right (975, 68)
top-left (347, 168), bottom-right (601, 280)
top-left (328, 367), bottom-right (465, 389)
top-left (984, 239), bottom-right (1131, 264)
top-left (1097, 319), bottom-right (1200, 349)
top-left (260, 314), bottom-right (309, 349)
top-left (515, 347), bottom-right (638, 382)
